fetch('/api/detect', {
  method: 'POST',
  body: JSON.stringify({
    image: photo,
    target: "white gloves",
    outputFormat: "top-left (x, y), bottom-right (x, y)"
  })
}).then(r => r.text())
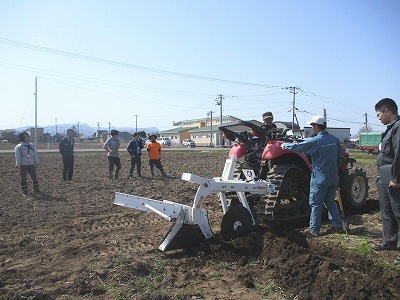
top-left (281, 143), bottom-right (288, 150)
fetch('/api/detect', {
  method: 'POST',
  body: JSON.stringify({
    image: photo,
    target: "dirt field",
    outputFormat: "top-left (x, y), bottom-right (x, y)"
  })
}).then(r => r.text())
top-left (0, 149), bottom-right (399, 299)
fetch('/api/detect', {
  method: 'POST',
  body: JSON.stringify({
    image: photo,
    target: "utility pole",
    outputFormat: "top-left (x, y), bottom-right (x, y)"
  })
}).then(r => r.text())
top-left (323, 108), bottom-right (327, 127)
top-left (96, 122), bottom-right (100, 142)
top-left (34, 76), bottom-right (38, 146)
top-left (364, 113), bottom-right (368, 131)
top-left (133, 114), bottom-right (138, 133)
top-left (286, 87), bottom-right (300, 133)
top-left (108, 122), bottom-right (111, 136)
top-left (77, 121), bottom-right (80, 135)
top-left (55, 117), bottom-right (57, 141)
top-left (215, 94), bottom-right (224, 147)
top-left (207, 111), bottom-right (214, 146)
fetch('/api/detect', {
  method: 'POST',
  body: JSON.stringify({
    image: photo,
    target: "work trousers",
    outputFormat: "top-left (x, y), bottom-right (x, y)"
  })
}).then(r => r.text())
top-left (129, 154), bottom-right (142, 177)
top-left (309, 181), bottom-right (342, 234)
top-left (149, 159), bottom-right (166, 176)
top-left (20, 165), bottom-right (39, 192)
top-left (377, 170), bottom-right (400, 247)
top-left (62, 155), bottom-right (74, 181)
top-left (108, 156), bottom-right (121, 171)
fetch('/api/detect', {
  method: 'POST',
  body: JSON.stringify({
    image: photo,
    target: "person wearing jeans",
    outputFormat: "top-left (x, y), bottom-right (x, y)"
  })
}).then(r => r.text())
top-left (127, 132), bottom-right (144, 178)
top-left (281, 115), bottom-right (343, 237)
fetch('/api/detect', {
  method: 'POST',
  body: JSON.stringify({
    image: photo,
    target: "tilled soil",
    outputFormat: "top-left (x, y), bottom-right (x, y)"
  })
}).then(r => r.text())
top-left (0, 149), bottom-right (399, 299)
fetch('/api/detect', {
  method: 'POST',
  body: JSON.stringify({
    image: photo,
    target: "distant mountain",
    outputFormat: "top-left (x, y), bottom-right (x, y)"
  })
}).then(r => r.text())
top-left (16, 124), bottom-right (159, 136)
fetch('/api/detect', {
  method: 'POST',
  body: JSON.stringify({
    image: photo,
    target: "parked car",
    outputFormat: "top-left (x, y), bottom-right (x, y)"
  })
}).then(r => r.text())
top-left (182, 139), bottom-right (196, 148)
top-left (156, 137), bottom-right (171, 146)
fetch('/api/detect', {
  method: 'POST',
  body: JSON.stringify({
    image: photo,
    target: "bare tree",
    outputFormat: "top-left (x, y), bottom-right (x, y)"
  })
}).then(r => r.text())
top-left (358, 125), bottom-right (374, 134)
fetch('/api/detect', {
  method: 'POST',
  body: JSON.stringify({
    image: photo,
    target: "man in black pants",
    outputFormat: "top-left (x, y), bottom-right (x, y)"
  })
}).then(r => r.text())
top-left (373, 98), bottom-right (400, 265)
top-left (59, 128), bottom-right (75, 181)
top-left (127, 132), bottom-right (144, 178)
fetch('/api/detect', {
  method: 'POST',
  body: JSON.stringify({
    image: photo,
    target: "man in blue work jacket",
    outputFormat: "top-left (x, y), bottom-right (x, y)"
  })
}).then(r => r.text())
top-left (281, 115), bottom-right (343, 237)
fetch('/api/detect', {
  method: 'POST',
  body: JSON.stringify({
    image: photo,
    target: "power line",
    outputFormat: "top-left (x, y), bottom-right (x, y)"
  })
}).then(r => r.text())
top-left (0, 61), bottom-right (216, 99)
top-left (0, 38), bottom-right (283, 88)
top-left (40, 77), bottom-right (212, 109)
top-left (0, 39), bottom-right (376, 120)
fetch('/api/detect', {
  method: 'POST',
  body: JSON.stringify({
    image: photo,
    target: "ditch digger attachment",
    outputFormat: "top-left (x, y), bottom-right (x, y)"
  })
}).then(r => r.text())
top-left (114, 156), bottom-right (276, 251)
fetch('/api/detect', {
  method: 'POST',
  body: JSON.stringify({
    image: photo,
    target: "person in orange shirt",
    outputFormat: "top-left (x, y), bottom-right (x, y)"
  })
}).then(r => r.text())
top-left (147, 134), bottom-right (167, 177)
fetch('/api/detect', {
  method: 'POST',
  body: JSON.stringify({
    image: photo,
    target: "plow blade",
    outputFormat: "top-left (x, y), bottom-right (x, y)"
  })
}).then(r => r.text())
top-left (160, 208), bottom-right (207, 251)
top-left (114, 192), bottom-right (213, 251)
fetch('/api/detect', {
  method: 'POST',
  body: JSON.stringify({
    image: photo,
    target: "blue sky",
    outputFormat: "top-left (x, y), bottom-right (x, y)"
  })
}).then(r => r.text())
top-left (0, 0), bottom-right (399, 136)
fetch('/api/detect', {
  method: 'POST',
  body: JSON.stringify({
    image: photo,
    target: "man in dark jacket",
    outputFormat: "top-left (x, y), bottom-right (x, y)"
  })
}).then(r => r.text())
top-left (261, 112), bottom-right (277, 131)
top-left (372, 98), bottom-right (400, 265)
top-left (127, 132), bottom-right (144, 178)
top-left (59, 128), bottom-right (75, 181)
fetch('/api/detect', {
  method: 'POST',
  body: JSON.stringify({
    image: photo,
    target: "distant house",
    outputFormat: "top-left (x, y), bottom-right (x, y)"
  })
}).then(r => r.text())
top-left (118, 131), bottom-right (133, 143)
top-left (0, 129), bottom-right (17, 143)
top-left (161, 115), bottom-right (241, 146)
top-left (158, 127), bottom-right (197, 145)
top-left (188, 125), bottom-right (220, 146)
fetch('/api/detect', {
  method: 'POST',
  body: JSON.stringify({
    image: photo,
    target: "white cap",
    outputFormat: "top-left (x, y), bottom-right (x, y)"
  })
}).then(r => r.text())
top-left (307, 115), bottom-right (326, 125)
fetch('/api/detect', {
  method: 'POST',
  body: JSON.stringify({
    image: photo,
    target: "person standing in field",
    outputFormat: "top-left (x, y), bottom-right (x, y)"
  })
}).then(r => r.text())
top-left (147, 134), bottom-right (167, 178)
top-left (372, 98), bottom-right (400, 265)
top-left (103, 129), bottom-right (121, 179)
top-left (15, 131), bottom-right (40, 196)
top-left (281, 115), bottom-right (343, 237)
top-left (127, 132), bottom-right (144, 178)
top-left (59, 128), bottom-right (75, 182)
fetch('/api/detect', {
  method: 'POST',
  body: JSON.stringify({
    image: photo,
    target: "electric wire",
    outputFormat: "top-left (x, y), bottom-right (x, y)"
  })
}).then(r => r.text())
top-left (0, 38), bottom-right (283, 88)
top-left (40, 77), bottom-right (213, 110)
top-left (0, 61), bottom-right (216, 99)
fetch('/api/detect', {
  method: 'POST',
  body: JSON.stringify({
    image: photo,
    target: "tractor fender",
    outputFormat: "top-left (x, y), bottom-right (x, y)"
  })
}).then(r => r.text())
top-left (228, 143), bottom-right (247, 159)
top-left (262, 140), bottom-right (311, 168)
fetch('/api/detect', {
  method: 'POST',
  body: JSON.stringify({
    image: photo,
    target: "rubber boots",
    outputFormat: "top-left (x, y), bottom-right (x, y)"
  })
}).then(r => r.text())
top-left (33, 183), bottom-right (40, 193)
top-left (108, 170), bottom-right (114, 179)
top-left (115, 169), bottom-right (120, 179)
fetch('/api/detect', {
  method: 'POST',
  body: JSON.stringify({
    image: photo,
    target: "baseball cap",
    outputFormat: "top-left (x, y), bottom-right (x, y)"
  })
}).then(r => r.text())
top-left (262, 112), bottom-right (273, 120)
top-left (307, 115), bottom-right (326, 125)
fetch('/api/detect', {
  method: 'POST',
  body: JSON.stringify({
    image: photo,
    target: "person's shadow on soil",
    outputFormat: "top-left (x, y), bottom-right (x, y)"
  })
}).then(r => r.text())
top-left (32, 192), bottom-right (66, 202)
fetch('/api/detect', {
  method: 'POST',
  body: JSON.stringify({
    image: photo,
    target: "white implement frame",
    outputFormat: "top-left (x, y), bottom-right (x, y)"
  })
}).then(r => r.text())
top-left (114, 156), bottom-right (276, 251)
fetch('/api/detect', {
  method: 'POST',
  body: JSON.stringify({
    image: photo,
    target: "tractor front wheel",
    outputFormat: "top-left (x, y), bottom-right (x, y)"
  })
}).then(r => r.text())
top-left (339, 168), bottom-right (369, 210)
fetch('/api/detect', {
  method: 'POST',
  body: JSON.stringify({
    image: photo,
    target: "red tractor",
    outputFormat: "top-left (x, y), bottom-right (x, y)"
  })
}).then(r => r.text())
top-left (219, 120), bottom-right (369, 225)
top-left (114, 120), bottom-right (370, 251)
